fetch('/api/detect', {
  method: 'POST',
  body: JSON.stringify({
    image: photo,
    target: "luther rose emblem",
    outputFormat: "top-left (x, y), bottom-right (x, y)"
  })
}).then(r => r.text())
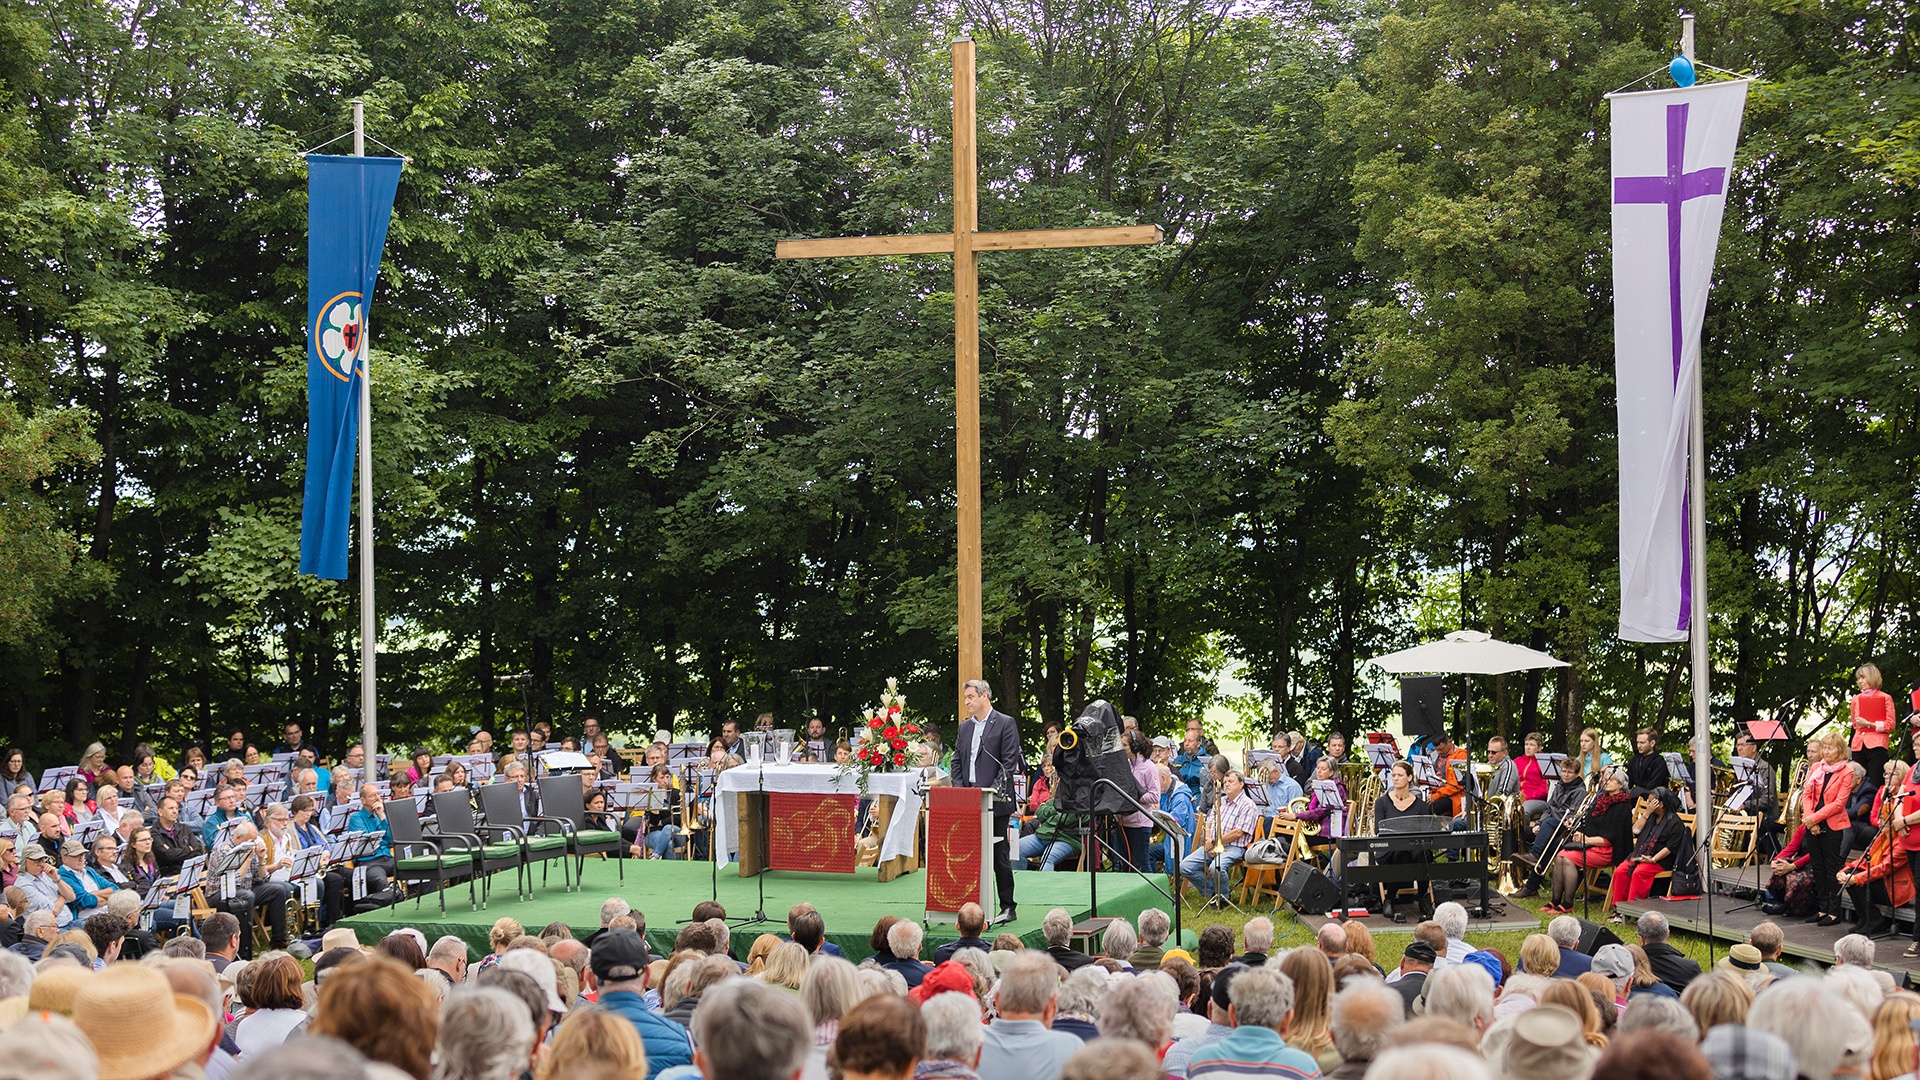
top-left (315, 292), bottom-right (365, 382)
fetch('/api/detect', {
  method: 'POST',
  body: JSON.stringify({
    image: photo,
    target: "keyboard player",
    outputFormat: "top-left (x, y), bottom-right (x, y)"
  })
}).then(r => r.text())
top-left (1373, 760), bottom-right (1432, 914)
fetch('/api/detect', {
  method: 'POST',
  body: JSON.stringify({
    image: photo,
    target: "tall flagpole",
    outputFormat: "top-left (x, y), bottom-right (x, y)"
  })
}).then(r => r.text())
top-left (1681, 14), bottom-right (1712, 845)
top-left (353, 98), bottom-right (378, 766)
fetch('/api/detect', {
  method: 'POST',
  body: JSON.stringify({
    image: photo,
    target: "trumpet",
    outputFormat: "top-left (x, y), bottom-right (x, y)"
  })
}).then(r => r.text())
top-left (1206, 798), bottom-right (1226, 856)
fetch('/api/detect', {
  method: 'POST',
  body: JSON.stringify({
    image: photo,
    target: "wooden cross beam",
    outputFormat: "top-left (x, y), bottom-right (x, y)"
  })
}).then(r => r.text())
top-left (776, 38), bottom-right (1162, 716)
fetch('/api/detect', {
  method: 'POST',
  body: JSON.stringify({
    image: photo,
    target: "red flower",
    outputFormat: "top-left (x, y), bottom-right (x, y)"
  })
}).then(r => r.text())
top-left (891, 737), bottom-right (907, 751)
top-left (883, 726), bottom-right (899, 740)
top-left (892, 752), bottom-right (906, 766)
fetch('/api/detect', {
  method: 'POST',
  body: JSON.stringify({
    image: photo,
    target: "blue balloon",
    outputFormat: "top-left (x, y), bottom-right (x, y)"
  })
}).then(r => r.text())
top-left (1669, 56), bottom-right (1697, 87)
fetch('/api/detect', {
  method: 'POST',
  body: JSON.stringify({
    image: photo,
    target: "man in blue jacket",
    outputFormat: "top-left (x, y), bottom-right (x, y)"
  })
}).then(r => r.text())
top-left (590, 929), bottom-right (693, 1079)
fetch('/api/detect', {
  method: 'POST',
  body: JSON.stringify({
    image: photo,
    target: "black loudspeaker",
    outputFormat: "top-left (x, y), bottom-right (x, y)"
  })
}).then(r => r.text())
top-left (1400, 676), bottom-right (1447, 739)
top-left (1279, 862), bottom-right (1345, 915)
top-left (1051, 699), bottom-right (1143, 815)
top-left (1576, 918), bottom-right (1623, 955)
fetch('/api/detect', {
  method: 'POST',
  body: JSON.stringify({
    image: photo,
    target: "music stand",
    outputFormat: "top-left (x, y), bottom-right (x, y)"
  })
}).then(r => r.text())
top-left (1744, 720), bottom-right (1788, 742)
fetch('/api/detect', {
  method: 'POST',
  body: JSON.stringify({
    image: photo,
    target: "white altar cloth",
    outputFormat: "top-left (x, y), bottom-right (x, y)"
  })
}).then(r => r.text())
top-left (712, 762), bottom-right (926, 866)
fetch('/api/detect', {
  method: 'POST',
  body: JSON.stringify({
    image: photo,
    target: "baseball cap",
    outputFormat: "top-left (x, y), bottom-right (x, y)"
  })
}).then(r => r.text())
top-left (1462, 950), bottom-right (1504, 987)
top-left (1151, 736), bottom-right (1175, 750)
top-left (588, 928), bottom-right (651, 983)
top-left (908, 961), bottom-right (976, 1004)
top-left (19, 843), bottom-right (48, 862)
top-left (1209, 963), bottom-right (1249, 1010)
top-left (1401, 940), bottom-right (1437, 965)
top-left (58, 839), bottom-right (84, 859)
top-left (1591, 943), bottom-right (1635, 979)
top-left (1702, 1023), bottom-right (1797, 1080)
top-left (497, 949), bottom-right (566, 1014)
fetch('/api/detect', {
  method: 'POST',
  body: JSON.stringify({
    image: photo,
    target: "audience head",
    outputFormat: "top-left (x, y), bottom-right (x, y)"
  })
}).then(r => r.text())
top-left (1331, 978), bottom-right (1406, 1062)
top-left (886, 919), bottom-right (924, 962)
top-left (1548, 916), bottom-right (1582, 951)
top-left (1198, 925), bottom-right (1237, 968)
top-left (1700, 1025), bottom-right (1798, 1080)
top-left (995, 952), bottom-right (1063, 1019)
top-left (1427, 963), bottom-right (1496, 1034)
top-left (1680, 970), bottom-right (1754, 1034)
top-left (1867, 992), bottom-right (1920, 1080)
top-left (534, 1002), bottom-right (646, 1080)
top-left (922, 990), bottom-right (984, 1066)
top-left (1834, 933), bottom-right (1876, 969)
top-left (1747, 922), bottom-right (1785, 961)
top-left (310, 954), bottom-right (440, 1080)
top-left (831, 993), bottom-right (924, 1080)
top-left (0, 1011), bottom-right (99, 1080)
top-left (694, 978), bottom-right (812, 1080)
top-left (435, 987), bottom-right (535, 1080)
top-left (1366, 1042), bottom-right (1494, 1080)
top-left (1620, 995), bottom-right (1700, 1043)
top-left (1433, 902), bottom-right (1468, 942)
top-left (1138, 908), bottom-right (1170, 948)
top-left (71, 961), bottom-right (218, 1080)
top-left (955, 902), bottom-right (986, 939)
top-left (1519, 934), bottom-right (1560, 977)
top-left (1059, 1039), bottom-right (1162, 1080)
top-left (1752, 977), bottom-right (1872, 1080)
top-left (1229, 966), bottom-right (1296, 1032)
top-left (1101, 920), bottom-right (1138, 963)
top-left (1637, 910), bottom-right (1672, 945)
top-left (1500, 1004), bottom-right (1596, 1080)
top-left (790, 908), bottom-right (826, 953)
top-left (1318, 921), bottom-right (1347, 958)
top-left (1592, 1030), bottom-right (1711, 1080)
top-left (1098, 977), bottom-right (1175, 1050)
top-left (800, 955), bottom-right (863, 1026)
top-left (1042, 908), bottom-right (1073, 948)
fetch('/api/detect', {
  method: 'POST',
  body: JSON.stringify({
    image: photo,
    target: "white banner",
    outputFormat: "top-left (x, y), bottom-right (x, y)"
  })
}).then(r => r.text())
top-left (1610, 80), bottom-right (1749, 642)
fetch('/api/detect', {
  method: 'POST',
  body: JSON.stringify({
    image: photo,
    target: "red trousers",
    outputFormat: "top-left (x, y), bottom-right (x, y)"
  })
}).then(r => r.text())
top-left (1610, 860), bottom-right (1666, 903)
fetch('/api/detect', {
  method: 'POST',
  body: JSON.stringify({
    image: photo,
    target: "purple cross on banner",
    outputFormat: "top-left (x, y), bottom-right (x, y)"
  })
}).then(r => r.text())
top-left (1612, 103), bottom-right (1727, 384)
top-left (1611, 102), bottom-right (1726, 633)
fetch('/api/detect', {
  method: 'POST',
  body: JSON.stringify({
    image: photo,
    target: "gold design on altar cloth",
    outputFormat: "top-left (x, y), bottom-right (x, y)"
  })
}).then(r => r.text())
top-left (771, 796), bottom-right (856, 873)
top-left (929, 816), bottom-right (981, 910)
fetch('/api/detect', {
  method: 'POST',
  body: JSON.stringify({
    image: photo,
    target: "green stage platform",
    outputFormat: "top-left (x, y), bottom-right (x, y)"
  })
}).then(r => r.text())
top-left (338, 860), bottom-right (1169, 961)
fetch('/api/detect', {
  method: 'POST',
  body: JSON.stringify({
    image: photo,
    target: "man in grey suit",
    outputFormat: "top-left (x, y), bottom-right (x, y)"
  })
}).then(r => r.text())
top-left (954, 678), bottom-right (1022, 923)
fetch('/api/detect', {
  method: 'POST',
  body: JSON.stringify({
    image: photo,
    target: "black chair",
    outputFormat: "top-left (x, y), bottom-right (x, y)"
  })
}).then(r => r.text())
top-left (477, 782), bottom-right (572, 893)
top-left (433, 788), bottom-right (525, 907)
top-left (538, 776), bottom-right (625, 884)
top-left (386, 796), bottom-right (477, 915)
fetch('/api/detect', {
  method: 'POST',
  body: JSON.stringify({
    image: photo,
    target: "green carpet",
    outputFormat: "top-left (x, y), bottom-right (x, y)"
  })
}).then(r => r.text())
top-left (338, 859), bottom-right (1169, 962)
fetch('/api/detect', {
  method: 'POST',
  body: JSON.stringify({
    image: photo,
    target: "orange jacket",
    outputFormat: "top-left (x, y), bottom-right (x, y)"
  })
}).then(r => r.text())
top-left (1852, 690), bottom-right (1896, 751)
top-left (1801, 763), bottom-right (1855, 832)
top-left (1426, 747), bottom-right (1470, 819)
top-left (1843, 788), bottom-right (1915, 906)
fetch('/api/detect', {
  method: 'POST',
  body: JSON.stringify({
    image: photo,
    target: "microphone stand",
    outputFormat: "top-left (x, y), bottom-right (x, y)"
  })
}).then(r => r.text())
top-left (1091, 777), bottom-right (1184, 921)
top-left (742, 746), bottom-right (773, 927)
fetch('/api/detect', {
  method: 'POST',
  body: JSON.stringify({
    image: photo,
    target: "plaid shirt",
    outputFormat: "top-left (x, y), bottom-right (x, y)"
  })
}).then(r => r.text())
top-left (1218, 791), bottom-right (1257, 845)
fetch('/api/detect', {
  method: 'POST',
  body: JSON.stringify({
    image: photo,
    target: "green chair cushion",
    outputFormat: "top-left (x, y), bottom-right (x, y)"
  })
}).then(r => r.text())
top-left (396, 854), bottom-right (468, 872)
top-left (481, 842), bottom-right (522, 861)
top-left (525, 836), bottom-right (568, 854)
top-left (573, 830), bottom-right (621, 846)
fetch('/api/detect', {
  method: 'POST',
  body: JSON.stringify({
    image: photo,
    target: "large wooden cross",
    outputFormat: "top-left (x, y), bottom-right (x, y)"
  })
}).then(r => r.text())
top-left (776, 38), bottom-right (1161, 714)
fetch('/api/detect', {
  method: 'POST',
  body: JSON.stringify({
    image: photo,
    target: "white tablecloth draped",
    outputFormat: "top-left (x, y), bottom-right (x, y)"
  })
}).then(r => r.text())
top-left (712, 763), bottom-right (927, 865)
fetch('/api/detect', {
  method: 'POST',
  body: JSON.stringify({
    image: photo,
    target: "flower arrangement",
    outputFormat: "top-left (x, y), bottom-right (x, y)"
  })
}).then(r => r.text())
top-left (840, 677), bottom-right (923, 795)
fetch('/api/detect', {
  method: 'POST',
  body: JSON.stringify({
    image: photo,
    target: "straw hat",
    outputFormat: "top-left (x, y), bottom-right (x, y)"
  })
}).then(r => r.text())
top-left (1498, 1004), bottom-right (1593, 1080)
top-left (70, 964), bottom-right (216, 1080)
top-left (0, 997), bottom-right (27, 1028)
top-left (321, 927), bottom-right (364, 953)
top-left (27, 965), bottom-right (89, 1016)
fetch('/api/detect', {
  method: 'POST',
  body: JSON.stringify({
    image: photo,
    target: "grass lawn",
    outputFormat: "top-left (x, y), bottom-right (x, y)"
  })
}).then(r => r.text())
top-left (1175, 891), bottom-right (1735, 971)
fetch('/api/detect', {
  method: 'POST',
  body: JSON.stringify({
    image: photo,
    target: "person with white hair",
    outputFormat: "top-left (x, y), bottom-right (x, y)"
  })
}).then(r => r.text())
top-left (1545, 916), bottom-right (1591, 977)
top-left (922, 990), bottom-right (986, 1074)
top-left (1823, 964), bottom-right (1884, 1021)
top-left (1053, 965), bottom-right (1110, 1041)
top-left (435, 987), bottom-right (536, 1080)
top-left (1186, 966), bottom-right (1324, 1078)
top-left (1432, 902), bottom-right (1473, 963)
top-left (1101, 920), bottom-right (1139, 970)
top-left (883, 919), bottom-right (931, 988)
top-left (1750, 974), bottom-right (1874, 1080)
top-left (1424, 963), bottom-right (1495, 1036)
top-left (1362, 1043), bottom-right (1493, 1080)
top-left (1099, 977), bottom-right (1176, 1054)
top-left (0, 1011), bottom-right (99, 1080)
top-left (1240, 916), bottom-right (1276, 966)
top-left (979, 952), bottom-right (1083, 1080)
top-left (1636, 909), bottom-right (1701, 993)
top-left (1134, 908), bottom-right (1171, 970)
top-left (1042, 908), bottom-right (1094, 972)
top-left (1328, 978), bottom-right (1405, 1080)
top-left (692, 978), bottom-right (813, 1080)
top-left (1833, 932), bottom-right (1876, 969)
top-left (0, 950), bottom-right (33, 999)
top-left (1617, 994), bottom-right (1698, 1041)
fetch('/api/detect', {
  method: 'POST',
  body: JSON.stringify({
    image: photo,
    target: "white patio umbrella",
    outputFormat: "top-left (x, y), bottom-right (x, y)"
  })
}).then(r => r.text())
top-left (1366, 630), bottom-right (1570, 676)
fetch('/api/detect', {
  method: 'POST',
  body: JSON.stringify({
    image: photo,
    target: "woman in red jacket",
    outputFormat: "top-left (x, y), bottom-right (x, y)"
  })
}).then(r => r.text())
top-left (1889, 729), bottom-right (1920, 958)
top-left (1851, 663), bottom-right (1897, 784)
top-left (1801, 729), bottom-right (1857, 927)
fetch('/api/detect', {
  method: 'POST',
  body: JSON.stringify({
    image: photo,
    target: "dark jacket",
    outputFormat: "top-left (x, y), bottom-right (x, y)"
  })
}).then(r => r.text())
top-left (1053, 1017), bottom-right (1099, 1042)
top-left (1329, 1060), bottom-right (1372, 1080)
top-left (883, 956), bottom-right (931, 988)
top-left (1047, 945), bottom-right (1095, 972)
top-left (954, 709), bottom-right (1023, 809)
top-left (663, 994), bottom-right (699, 1030)
top-left (1554, 947), bottom-right (1593, 978)
top-left (151, 822), bottom-right (205, 877)
top-left (1627, 751), bottom-right (1668, 794)
top-left (1237, 951), bottom-right (1268, 967)
top-left (1644, 941), bottom-right (1701, 994)
top-left (934, 936), bottom-right (992, 964)
top-left (1128, 945), bottom-right (1165, 971)
top-left (1391, 971), bottom-right (1426, 1017)
top-left (599, 989), bottom-right (695, 1079)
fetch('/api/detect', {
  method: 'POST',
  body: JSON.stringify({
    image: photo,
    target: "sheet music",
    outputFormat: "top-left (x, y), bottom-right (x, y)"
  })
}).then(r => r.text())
top-left (1531, 752), bottom-right (1567, 771)
top-left (1312, 779), bottom-right (1346, 808)
top-left (1726, 785), bottom-right (1753, 812)
top-left (37, 766), bottom-right (76, 794)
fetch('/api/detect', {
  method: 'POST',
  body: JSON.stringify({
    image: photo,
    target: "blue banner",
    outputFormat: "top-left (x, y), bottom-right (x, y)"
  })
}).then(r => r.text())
top-left (299, 154), bottom-right (403, 579)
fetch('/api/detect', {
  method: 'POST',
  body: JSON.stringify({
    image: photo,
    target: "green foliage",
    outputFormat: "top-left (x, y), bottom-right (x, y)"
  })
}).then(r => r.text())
top-left (0, 0), bottom-right (1915, 772)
